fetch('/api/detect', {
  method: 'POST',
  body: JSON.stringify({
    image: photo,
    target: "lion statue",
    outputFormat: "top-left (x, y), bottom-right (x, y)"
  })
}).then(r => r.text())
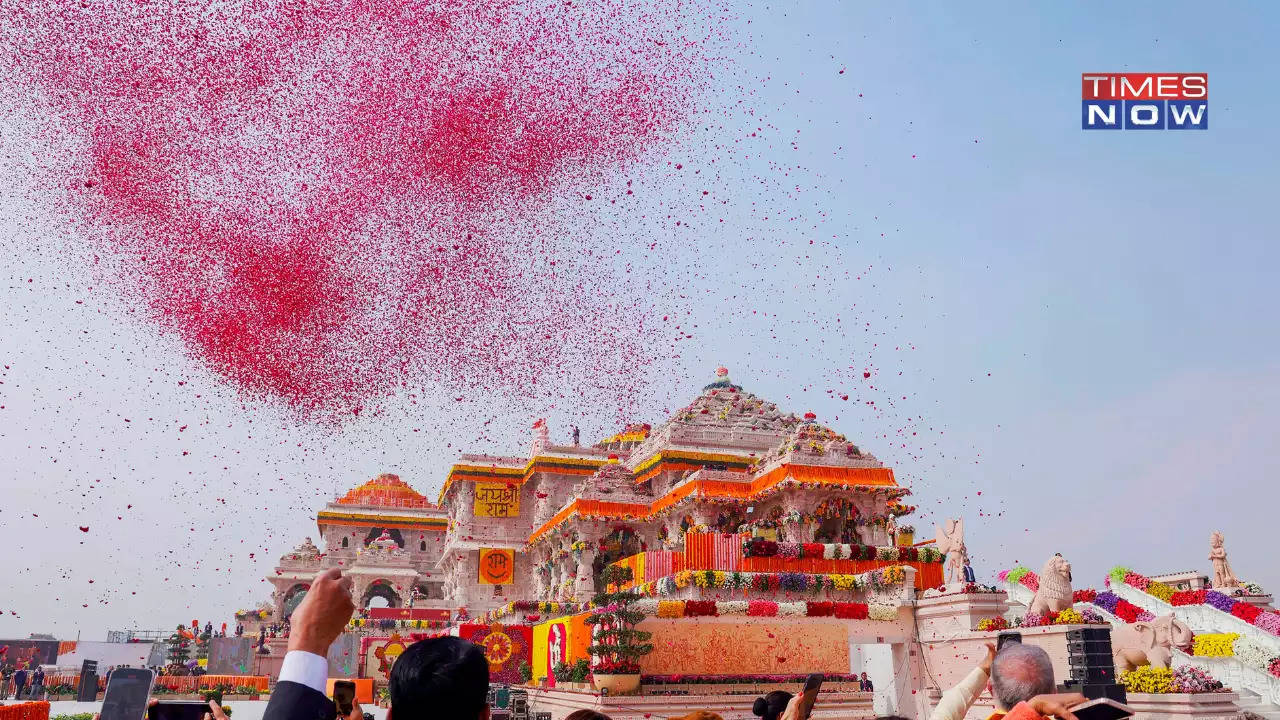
top-left (1028, 553), bottom-right (1073, 617)
top-left (1112, 614), bottom-right (1194, 672)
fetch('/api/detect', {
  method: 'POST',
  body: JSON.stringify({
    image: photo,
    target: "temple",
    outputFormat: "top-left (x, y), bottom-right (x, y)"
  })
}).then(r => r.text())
top-left (263, 367), bottom-right (929, 620)
top-left (235, 369), bottom-right (1279, 720)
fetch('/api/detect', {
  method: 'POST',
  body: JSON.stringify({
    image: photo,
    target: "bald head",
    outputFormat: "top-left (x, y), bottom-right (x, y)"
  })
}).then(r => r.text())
top-left (991, 643), bottom-right (1055, 710)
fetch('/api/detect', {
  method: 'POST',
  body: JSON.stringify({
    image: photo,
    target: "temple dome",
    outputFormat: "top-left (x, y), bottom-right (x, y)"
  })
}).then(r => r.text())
top-left (336, 473), bottom-right (435, 508)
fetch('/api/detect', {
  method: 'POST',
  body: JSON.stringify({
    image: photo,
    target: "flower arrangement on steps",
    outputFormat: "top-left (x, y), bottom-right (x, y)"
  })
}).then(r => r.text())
top-left (586, 565), bottom-right (653, 694)
top-left (1120, 665), bottom-right (1228, 694)
top-left (976, 607), bottom-right (1107, 632)
top-left (1109, 566), bottom-right (1280, 637)
top-left (1189, 632), bottom-right (1280, 679)
top-left (1000, 568), bottom-right (1157, 624)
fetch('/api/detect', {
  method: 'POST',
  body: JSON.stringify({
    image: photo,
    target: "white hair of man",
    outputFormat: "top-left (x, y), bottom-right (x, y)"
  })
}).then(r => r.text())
top-left (991, 643), bottom-right (1055, 711)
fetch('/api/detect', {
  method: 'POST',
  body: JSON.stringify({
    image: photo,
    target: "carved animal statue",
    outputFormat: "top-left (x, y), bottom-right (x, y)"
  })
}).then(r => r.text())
top-left (1112, 614), bottom-right (1194, 672)
top-left (1028, 554), bottom-right (1073, 616)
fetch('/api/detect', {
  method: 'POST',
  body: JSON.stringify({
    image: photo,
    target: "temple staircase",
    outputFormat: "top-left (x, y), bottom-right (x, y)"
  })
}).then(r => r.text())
top-left (1108, 582), bottom-right (1280, 655)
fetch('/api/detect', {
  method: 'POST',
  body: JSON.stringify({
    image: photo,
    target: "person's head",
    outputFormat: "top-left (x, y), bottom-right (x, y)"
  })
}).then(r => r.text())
top-left (752, 690), bottom-right (793, 720)
top-left (564, 712), bottom-right (611, 720)
top-left (389, 636), bottom-right (491, 720)
top-left (861, 671), bottom-right (869, 679)
top-left (990, 643), bottom-right (1055, 711)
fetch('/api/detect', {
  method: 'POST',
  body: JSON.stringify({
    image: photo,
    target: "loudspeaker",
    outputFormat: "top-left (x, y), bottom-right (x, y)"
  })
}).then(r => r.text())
top-left (1060, 626), bottom-right (1126, 703)
top-left (76, 660), bottom-right (99, 702)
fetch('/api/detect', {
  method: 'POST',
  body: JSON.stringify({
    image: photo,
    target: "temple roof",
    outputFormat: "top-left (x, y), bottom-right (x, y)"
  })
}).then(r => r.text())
top-left (336, 473), bottom-right (435, 509)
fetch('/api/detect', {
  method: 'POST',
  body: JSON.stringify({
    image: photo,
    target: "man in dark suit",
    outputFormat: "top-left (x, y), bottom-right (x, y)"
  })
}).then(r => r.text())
top-left (264, 568), bottom-right (357, 720)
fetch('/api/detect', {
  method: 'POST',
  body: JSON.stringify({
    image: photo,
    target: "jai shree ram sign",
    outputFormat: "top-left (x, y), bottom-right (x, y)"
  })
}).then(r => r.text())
top-left (479, 548), bottom-right (515, 585)
top-left (474, 482), bottom-right (521, 517)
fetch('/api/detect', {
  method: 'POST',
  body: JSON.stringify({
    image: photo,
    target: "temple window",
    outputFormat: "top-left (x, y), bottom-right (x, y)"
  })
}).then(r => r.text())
top-left (420, 541), bottom-right (426, 551)
top-left (341, 537), bottom-right (349, 548)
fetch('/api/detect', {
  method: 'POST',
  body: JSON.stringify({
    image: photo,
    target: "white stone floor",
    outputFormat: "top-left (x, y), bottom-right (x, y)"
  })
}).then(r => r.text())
top-left (43, 701), bottom-right (389, 720)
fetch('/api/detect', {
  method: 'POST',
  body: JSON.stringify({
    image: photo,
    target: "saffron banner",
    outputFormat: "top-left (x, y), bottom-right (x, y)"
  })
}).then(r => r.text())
top-left (479, 548), bottom-right (516, 585)
top-left (474, 482), bottom-right (520, 517)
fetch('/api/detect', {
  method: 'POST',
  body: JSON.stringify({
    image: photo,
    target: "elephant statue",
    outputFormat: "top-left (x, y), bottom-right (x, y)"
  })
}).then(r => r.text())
top-left (1111, 613), bottom-right (1194, 672)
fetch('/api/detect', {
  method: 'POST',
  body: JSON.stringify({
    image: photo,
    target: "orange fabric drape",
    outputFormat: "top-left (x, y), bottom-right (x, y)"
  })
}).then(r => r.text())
top-left (748, 464), bottom-right (896, 492)
top-left (0, 703), bottom-right (49, 720)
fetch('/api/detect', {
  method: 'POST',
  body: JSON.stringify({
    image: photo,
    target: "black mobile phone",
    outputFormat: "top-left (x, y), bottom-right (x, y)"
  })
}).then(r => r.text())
top-left (997, 631), bottom-right (1022, 652)
top-left (102, 668), bottom-right (157, 720)
top-left (803, 673), bottom-right (824, 692)
top-left (333, 680), bottom-right (357, 717)
top-left (149, 702), bottom-right (213, 720)
top-left (1070, 698), bottom-right (1135, 720)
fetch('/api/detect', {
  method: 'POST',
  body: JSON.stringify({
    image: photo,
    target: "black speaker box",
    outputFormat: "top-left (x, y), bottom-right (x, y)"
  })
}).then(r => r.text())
top-left (1068, 665), bottom-right (1116, 683)
top-left (1065, 627), bottom-right (1112, 642)
top-left (1068, 652), bottom-right (1115, 668)
top-left (1067, 639), bottom-right (1113, 654)
top-left (1061, 680), bottom-right (1127, 704)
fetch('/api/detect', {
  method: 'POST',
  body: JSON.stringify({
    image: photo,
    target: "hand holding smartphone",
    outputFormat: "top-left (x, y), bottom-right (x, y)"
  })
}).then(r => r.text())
top-left (333, 680), bottom-right (357, 718)
top-left (100, 668), bottom-right (157, 720)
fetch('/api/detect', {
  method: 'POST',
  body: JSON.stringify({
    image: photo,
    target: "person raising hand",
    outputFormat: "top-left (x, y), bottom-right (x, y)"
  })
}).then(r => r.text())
top-left (264, 568), bottom-right (357, 720)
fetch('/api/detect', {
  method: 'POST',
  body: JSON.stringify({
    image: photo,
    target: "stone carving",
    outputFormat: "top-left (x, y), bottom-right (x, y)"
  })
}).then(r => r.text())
top-left (1028, 554), bottom-right (1073, 616)
top-left (1209, 531), bottom-right (1239, 589)
top-left (294, 537), bottom-right (320, 558)
top-left (1112, 614), bottom-right (1194, 672)
top-left (935, 519), bottom-right (969, 587)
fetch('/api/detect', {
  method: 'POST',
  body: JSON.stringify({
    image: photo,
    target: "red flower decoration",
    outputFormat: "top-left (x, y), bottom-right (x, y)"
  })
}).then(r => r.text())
top-left (806, 602), bottom-right (834, 617)
top-left (1232, 603), bottom-right (1262, 623)
top-left (833, 602), bottom-right (869, 620)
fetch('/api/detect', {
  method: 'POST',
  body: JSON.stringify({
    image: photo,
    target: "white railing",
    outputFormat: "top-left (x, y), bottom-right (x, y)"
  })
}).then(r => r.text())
top-left (1003, 581), bottom-right (1034, 608)
top-left (1110, 583), bottom-right (1280, 655)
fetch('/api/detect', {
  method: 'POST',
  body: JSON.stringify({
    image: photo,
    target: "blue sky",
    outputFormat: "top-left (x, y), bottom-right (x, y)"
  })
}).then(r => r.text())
top-left (1, 1), bottom-right (1277, 636)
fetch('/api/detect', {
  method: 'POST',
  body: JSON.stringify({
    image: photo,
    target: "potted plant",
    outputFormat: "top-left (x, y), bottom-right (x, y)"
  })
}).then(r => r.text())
top-left (552, 661), bottom-right (571, 689)
top-left (375, 687), bottom-right (391, 709)
top-left (518, 660), bottom-right (533, 686)
top-left (586, 565), bottom-right (653, 694)
top-left (570, 658), bottom-right (591, 691)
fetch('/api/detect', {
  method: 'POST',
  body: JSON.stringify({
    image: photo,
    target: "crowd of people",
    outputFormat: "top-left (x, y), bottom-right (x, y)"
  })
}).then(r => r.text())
top-left (6, 566), bottom-right (1091, 720)
top-left (0, 664), bottom-right (45, 701)
top-left (250, 567), bottom-right (1093, 720)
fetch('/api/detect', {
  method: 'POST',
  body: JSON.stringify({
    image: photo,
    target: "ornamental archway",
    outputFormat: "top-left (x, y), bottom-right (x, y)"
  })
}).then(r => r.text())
top-left (361, 580), bottom-right (403, 609)
top-left (813, 497), bottom-right (861, 543)
top-left (363, 527), bottom-right (405, 548)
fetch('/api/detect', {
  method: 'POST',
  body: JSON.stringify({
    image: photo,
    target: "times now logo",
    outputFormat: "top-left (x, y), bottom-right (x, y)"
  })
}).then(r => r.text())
top-left (1082, 73), bottom-right (1208, 130)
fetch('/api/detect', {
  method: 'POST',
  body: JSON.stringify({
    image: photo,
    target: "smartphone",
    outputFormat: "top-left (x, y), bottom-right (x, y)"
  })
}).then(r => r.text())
top-left (101, 668), bottom-right (157, 720)
top-left (997, 631), bottom-right (1022, 652)
top-left (333, 680), bottom-right (357, 717)
top-left (792, 673), bottom-right (823, 719)
top-left (149, 702), bottom-right (213, 720)
top-left (1070, 698), bottom-right (1135, 720)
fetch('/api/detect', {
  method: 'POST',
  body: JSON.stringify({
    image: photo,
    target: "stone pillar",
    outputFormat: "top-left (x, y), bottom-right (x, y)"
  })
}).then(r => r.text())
top-left (575, 548), bottom-right (598, 599)
top-left (888, 641), bottom-right (929, 719)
